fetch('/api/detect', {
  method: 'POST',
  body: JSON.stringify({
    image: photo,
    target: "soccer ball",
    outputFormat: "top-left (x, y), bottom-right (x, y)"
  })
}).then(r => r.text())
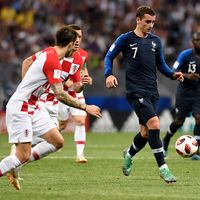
top-left (175, 135), bottom-right (198, 158)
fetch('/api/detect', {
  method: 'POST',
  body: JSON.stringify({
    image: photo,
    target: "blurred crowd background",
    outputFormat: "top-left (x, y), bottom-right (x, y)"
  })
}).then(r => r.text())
top-left (0, 0), bottom-right (200, 111)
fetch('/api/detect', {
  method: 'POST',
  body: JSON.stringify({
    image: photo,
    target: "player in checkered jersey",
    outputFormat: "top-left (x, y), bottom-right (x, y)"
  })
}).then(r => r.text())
top-left (0, 26), bottom-right (102, 190)
top-left (9, 26), bottom-right (91, 182)
top-left (58, 24), bottom-right (93, 163)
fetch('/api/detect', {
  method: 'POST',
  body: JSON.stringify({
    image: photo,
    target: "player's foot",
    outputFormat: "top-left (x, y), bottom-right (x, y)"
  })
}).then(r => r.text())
top-left (163, 150), bottom-right (168, 158)
top-left (159, 168), bottom-right (176, 183)
top-left (122, 148), bottom-right (132, 176)
top-left (6, 170), bottom-right (21, 190)
top-left (75, 155), bottom-right (88, 163)
top-left (191, 154), bottom-right (200, 160)
top-left (10, 144), bottom-right (23, 181)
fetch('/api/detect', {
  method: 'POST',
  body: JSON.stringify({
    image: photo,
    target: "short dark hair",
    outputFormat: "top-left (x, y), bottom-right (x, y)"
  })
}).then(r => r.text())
top-left (55, 26), bottom-right (77, 47)
top-left (67, 24), bottom-right (82, 31)
top-left (136, 6), bottom-right (155, 19)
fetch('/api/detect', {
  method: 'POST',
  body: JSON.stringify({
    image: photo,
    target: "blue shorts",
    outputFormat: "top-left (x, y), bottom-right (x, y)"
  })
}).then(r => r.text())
top-left (175, 95), bottom-right (200, 118)
top-left (127, 97), bottom-right (157, 126)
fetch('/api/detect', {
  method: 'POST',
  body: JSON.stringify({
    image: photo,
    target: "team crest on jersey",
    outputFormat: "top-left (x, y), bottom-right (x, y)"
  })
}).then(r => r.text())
top-left (53, 69), bottom-right (61, 79)
top-left (24, 129), bottom-right (30, 137)
top-left (70, 64), bottom-right (79, 74)
top-left (139, 98), bottom-right (144, 103)
top-left (151, 41), bottom-right (156, 51)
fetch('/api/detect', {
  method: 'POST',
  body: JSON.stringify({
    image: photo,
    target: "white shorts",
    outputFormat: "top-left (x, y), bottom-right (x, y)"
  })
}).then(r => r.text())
top-left (45, 103), bottom-right (58, 126)
top-left (6, 106), bottom-right (57, 144)
top-left (58, 92), bottom-right (86, 121)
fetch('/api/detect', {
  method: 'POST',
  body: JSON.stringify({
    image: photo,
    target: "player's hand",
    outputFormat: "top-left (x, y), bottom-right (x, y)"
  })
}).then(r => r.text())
top-left (173, 72), bottom-right (184, 82)
top-left (184, 73), bottom-right (200, 81)
top-left (106, 75), bottom-right (118, 88)
top-left (85, 105), bottom-right (102, 118)
top-left (64, 79), bottom-right (74, 88)
top-left (82, 75), bottom-right (93, 85)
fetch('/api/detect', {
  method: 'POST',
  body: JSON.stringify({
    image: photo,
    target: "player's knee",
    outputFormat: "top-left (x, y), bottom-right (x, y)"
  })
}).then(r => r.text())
top-left (54, 137), bottom-right (64, 150)
top-left (18, 151), bottom-right (31, 163)
top-left (73, 116), bottom-right (86, 125)
top-left (59, 120), bottom-right (68, 130)
top-left (141, 131), bottom-right (148, 138)
top-left (147, 117), bottom-right (160, 129)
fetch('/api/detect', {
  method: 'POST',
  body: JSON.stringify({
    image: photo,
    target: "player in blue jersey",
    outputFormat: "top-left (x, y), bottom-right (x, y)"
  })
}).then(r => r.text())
top-left (163, 32), bottom-right (200, 160)
top-left (104, 5), bottom-right (184, 183)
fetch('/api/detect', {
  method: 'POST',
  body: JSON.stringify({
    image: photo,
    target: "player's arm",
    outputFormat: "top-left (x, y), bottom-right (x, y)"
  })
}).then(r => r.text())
top-left (21, 56), bottom-right (34, 78)
top-left (156, 39), bottom-right (184, 82)
top-left (174, 50), bottom-right (200, 81)
top-left (67, 77), bottom-right (84, 93)
top-left (104, 34), bottom-right (125, 88)
top-left (68, 67), bottom-right (84, 93)
top-left (51, 82), bottom-right (102, 118)
top-left (81, 66), bottom-right (93, 85)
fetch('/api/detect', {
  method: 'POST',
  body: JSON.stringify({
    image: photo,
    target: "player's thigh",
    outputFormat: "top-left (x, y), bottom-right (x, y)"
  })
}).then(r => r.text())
top-left (6, 108), bottom-right (33, 144)
top-left (42, 127), bottom-right (64, 148)
top-left (32, 107), bottom-right (57, 138)
top-left (130, 97), bottom-right (157, 126)
top-left (175, 97), bottom-right (191, 118)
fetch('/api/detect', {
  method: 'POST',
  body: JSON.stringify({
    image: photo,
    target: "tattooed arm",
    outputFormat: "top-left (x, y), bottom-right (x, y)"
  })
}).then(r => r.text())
top-left (51, 82), bottom-right (102, 118)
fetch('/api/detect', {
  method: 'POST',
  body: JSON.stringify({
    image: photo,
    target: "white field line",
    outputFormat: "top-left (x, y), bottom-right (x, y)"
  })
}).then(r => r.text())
top-left (43, 156), bottom-right (179, 160)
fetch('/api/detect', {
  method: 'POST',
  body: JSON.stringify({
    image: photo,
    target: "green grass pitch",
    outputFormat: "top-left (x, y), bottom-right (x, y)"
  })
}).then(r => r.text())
top-left (0, 132), bottom-right (200, 200)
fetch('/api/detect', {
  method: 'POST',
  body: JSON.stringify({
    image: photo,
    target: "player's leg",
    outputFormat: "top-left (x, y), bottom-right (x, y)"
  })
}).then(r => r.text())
top-left (10, 106), bottom-right (60, 182)
top-left (67, 93), bottom-right (88, 163)
top-left (123, 125), bottom-right (148, 176)
top-left (147, 116), bottom-right (176, 183)
top-left (28, 128), bottom-right (63, 163)
top-left (28, 107), bottom-right (64, 163)
top-left (58, 101), bottom-right (70, 132)
top-left (122, 97), bottom-right (149, 176)
top-left (163, 99), bottom-right (189, 156)
top-left (71, 110), bottom-right (87, 163)
top-left (191, 113), bottom-right (200, 160)
top-left (163, 118), bottom-right (185, 156)
top-left (0, 109), bottom-right (33, 190)
top-left (130, 97), bottom-right (176, 182)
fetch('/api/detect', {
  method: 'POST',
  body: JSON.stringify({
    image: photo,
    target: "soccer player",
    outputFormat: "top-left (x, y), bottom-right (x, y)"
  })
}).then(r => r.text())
top-left (0, 26), bottom-right (101, 190)
top-left (58, 24), bottom-right (92, 163)
top-left (104, 5), bottom-right (184, 183)
top-left (9, 27), bottom-right (86, 181)
top-left (163, 32), bottom-right (200, 160)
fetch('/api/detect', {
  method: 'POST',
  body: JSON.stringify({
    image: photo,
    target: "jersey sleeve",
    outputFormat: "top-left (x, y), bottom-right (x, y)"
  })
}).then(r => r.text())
top-left (156, 38), bottom-right (174, 78)
top-left (32, 51), bottom-right (42, 61)
top-left (173, 49), bottom-right (191, 71)
top-left (43, 53), bottom-right (62, 85)
top-left (104, 34), bottom-right (125, 78)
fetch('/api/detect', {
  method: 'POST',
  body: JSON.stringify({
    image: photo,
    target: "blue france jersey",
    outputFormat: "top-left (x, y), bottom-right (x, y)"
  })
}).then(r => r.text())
top-left (104, 31), bottom-right (174, 98)
top-left (174, 48), bottom-right (200, 95)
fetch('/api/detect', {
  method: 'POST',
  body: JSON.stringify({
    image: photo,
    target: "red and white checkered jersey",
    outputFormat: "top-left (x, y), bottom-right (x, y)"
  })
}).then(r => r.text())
top-left (7, 47), bottom-right (62, 115)
top-left (39, 51), bottom-right (84, 105)
top-left (67, 48), bottom-right (89, 99)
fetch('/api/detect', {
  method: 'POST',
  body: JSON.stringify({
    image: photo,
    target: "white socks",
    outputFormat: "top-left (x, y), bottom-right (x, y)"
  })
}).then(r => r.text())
top-left (0, 154), bottom-right (21, 176)
top-left (74, 125), bottom-right (86, 157)
top-left (28, 141), bottom-right (57, 162)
